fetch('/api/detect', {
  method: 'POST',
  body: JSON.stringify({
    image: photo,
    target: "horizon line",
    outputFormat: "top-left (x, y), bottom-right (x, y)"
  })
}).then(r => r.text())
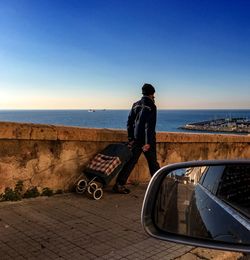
top-left (1, 108), bottom-right (250, 111)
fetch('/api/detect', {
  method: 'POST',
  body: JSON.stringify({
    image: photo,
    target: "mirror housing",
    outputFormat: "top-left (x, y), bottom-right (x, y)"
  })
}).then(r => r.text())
top-left (141, 160), bottom-right (250, 253)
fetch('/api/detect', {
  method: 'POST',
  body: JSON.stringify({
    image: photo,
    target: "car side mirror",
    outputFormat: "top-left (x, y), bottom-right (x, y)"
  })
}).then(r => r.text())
top-left (141, 160), bottom-right (250, 253)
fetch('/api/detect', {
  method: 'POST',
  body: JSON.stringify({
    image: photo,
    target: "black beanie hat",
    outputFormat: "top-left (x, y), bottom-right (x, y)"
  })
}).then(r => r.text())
top-left (142, 83), bottom-right (155, 95)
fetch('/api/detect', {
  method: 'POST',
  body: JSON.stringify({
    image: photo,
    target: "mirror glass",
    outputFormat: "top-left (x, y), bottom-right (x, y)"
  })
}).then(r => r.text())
top-left (154, 164), bottom-right (250, 245)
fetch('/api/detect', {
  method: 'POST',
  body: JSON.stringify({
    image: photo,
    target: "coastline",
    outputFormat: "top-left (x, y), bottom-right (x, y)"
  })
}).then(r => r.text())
top-left (180, 118), bottom-right (250, 135)
top-left (179, 126), bottom-right (250, 135)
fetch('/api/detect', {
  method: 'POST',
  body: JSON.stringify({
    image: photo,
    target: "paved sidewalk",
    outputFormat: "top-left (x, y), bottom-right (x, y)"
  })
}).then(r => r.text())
top-left (0, 184), bottom-right (242, 259)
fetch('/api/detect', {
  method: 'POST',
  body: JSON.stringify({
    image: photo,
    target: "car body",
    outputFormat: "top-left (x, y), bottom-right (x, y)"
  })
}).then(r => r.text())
top-left (141, 160), bottom-right (250, 253)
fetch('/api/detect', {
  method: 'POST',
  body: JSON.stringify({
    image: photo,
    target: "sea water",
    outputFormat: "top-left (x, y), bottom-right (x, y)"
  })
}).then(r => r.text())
top-left (0, 109), bottom-right (250, 134)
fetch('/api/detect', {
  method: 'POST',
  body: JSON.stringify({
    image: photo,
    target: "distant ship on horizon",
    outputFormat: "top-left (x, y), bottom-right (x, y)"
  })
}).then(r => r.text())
top-left (88, 109), bottom-right (107, 112)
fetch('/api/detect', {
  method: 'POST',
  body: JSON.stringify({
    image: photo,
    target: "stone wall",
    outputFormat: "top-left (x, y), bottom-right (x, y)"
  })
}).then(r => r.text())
top-left (0, 122), bottom-right (250, 193)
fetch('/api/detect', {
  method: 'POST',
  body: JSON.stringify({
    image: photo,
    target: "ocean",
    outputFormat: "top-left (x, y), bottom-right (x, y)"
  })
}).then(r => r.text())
top-left (0, 109), bottom-right (250, 134)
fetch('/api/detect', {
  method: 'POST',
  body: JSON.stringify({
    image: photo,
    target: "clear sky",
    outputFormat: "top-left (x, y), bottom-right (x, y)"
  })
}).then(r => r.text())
top-left (0, 0), bottom-right (250, 109)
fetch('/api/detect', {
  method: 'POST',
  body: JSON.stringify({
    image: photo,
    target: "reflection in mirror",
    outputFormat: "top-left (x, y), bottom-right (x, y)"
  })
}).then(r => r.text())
top-left (154, 165), bottom-right (250, 245)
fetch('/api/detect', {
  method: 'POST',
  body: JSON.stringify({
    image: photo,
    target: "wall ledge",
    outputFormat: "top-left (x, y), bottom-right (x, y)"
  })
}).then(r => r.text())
top-left (1, 121), bottom-right (250, 143)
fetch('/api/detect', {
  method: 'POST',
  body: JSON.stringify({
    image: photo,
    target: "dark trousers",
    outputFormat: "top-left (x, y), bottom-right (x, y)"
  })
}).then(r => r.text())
top-left (116, 142), bottom-right (160, 186)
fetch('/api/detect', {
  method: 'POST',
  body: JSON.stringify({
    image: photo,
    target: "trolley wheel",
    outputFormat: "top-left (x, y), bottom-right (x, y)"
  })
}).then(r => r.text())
top-left (76, 179), bottom-right (88, 194)
top-left (93, 188), bottom-right (103, 200)
top-left (87, 182), bottom-right (99, 195)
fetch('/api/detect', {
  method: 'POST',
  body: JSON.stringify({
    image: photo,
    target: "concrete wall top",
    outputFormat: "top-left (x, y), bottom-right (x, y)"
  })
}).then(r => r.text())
top-left (1, 121), bottom-right (250, 143)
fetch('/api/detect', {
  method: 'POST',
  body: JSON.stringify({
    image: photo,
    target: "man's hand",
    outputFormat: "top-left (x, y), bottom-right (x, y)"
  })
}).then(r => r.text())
top-left (128, 140), bottom-right (135, 149)
top-left (142, 144), bottom-right (150, 152)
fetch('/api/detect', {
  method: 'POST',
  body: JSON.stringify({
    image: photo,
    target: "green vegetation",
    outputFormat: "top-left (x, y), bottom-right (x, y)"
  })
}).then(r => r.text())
top-left (14, 180), bottom-right (24, 195)
top-left (130, 179), bottom-right (140, 187)
top-left (1, 187), bottom-right (22, 201)
top-left (23, 187), bottom-right (40, 198)
top-left (41, 187), bottom-right (54, 197)
top-left (0, 181), bottom-right (61, 202)
top-left (0, 181), bottom-right (24, 201)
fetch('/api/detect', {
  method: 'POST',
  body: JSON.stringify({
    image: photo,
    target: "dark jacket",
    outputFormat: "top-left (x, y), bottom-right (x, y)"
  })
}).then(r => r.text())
top-left (127, 96), bottom-right (157, 145)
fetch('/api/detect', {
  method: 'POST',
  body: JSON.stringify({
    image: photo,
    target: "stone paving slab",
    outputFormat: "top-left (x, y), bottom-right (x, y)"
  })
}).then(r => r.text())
top-left (0, 184), bottom-right (242, 259)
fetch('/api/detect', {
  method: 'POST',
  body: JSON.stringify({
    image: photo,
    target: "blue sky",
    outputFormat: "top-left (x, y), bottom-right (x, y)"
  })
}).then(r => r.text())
top-left (0, 0), bottom-right (250, 109)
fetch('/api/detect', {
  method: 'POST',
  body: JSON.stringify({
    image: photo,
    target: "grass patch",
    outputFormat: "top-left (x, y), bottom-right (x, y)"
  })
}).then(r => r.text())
top-left (23, 187), bottom-right (40, 198)
top-left (41, 187), bottom-right (54, 197)
top-left (0, 181), bottom-right (59, 202)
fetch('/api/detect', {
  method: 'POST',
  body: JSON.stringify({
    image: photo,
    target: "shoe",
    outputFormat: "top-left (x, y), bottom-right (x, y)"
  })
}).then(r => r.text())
top-left (112, 184), bottom-right (130, 194)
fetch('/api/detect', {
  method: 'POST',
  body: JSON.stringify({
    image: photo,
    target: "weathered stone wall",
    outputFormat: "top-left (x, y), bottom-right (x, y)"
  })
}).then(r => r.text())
top-left (0, 122), bottom-right (250, 193)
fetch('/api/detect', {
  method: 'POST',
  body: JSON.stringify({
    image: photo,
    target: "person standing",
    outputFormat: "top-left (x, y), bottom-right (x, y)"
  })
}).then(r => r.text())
top-left (113, 83), bottom-right (160, 194)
